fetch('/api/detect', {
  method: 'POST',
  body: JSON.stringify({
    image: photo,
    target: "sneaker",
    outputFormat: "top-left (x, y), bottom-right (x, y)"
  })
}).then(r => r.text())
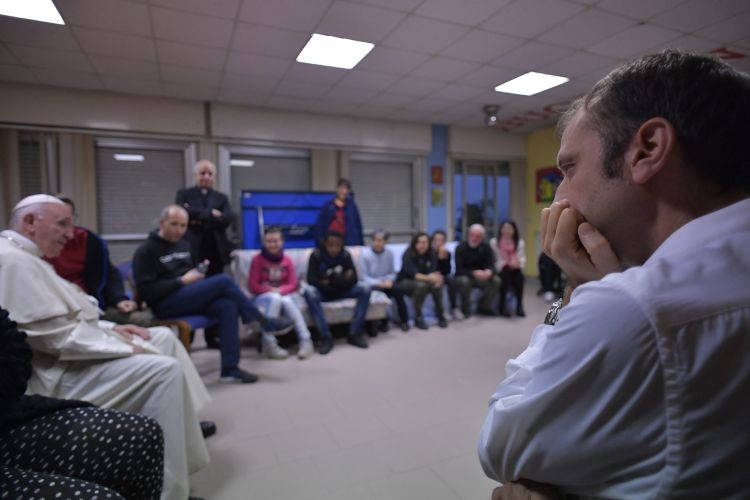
top-left (297, 339), bottom-right (314, 359)
top-left (262, 316), bottom-right (294, 336)
top-left (451, 308), bottom-right (465, 321)
top-left (219, 367), bottom-right (259, 384)
top-left (438, 317), bottom-right (448, 328)
top-left (415, 317), bottom-right (428, 330)
top-left (262, 340), bottom-right (289, 360)
top-left (348, 334), bottom-right (368, 349)
top-left (318, 337), bottom-right (334, 355)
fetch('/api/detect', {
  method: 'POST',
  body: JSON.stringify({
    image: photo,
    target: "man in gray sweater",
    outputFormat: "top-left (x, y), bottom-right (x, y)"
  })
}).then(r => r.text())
top-left (359, 230), bottom-right (409, 332)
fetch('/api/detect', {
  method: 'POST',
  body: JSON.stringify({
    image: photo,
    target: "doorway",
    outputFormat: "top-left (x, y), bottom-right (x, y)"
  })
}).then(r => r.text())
top-left (453, 161), bottom-right (510, 241)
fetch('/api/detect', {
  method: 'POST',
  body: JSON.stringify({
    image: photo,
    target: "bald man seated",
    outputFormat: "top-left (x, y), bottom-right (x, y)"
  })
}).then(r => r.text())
top-left (132, 205), bottom-right (292, 384)
top-left (0, 194), bottom-right (210, 500)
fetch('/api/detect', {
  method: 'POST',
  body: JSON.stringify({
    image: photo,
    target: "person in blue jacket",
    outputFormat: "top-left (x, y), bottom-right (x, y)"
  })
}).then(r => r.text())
top-left (313, 178), bottom-right (364, 247)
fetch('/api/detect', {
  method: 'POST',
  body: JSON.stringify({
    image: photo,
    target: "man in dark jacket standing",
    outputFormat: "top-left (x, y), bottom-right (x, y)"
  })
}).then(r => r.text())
top-left (133, 205), bottom-right (291, 384)
top-left (454, 224), bottom-right (499, 317)
top-left (313, 178), bottom-right (364, 247)
top-left (176, 159), bottom-right (234, 277)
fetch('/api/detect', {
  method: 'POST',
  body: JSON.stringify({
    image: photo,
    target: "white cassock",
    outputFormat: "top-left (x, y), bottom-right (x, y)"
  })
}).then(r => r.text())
top-left (0, 230), bottom-right (210, 500)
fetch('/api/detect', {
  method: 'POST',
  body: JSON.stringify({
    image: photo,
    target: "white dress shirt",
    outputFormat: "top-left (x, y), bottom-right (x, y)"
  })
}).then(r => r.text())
top-left (478, 197), bottom-right (750, 499)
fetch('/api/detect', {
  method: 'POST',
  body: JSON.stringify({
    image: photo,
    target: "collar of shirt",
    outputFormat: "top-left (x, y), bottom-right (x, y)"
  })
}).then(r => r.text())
top-left (0, 229), bottom-right (42, 257)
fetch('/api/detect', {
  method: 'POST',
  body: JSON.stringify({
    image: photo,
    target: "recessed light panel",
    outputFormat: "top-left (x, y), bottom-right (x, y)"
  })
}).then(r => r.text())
top-left (296, 34), bottom-right (374, 70)
top-left (494, 72), bottom-right (569, 96)
top-left (0, 0), bottom-right (64, 25)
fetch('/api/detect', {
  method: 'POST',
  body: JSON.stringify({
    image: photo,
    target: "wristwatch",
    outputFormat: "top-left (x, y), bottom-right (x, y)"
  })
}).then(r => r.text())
top-left (544, 298), bottom-right (564, 325)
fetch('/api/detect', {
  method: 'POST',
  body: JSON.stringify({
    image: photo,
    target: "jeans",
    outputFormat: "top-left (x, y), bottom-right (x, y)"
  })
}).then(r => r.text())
top-left (398, 279), bottom-right (445, 319)
top-left (253, 292), bottom-right (311, 345)
top-left (303, 285), bottom-right (372, 338)
top-left (372, 283), bottom-right (409, 325)
top-left (153, 274), bottom-right (263, 370)
top-left (453, 274), bottom-right (500, 314)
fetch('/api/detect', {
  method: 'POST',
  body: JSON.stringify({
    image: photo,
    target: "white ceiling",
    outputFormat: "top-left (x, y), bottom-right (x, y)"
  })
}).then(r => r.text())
top-left (1, 0), bottom-right (749, 133)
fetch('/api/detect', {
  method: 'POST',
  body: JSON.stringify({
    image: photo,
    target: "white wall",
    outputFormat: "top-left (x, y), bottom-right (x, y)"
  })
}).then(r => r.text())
top-left (449, 126), bottom-right (525, 160)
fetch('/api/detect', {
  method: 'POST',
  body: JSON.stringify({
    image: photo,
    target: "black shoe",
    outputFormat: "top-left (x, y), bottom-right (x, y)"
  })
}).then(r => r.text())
top-left (461, 308), bottom-right (471, 319)
top-left (348, 334), bottom-right (368, 349)
top-left (400, 322), bottom-right (410, 332)
top-left (478, 308), bottom-right (498, 317)
top-left (200, 421), bottom-right (217, 438)
top-left (378, 319), bottom-right (390, 333)
top-left (205, 331), bottom-right (221, 350)
top-left (415, 317), bottom-right (428, 330)
top-left (262, 316), bottom-right (294, 336)
top-left (219, 367), bottom-right (259, 384)
top-left (366, 321), bottom-right (378, 338)
top-left (318, 337), bottom-right (334, 355)
top-left (438, 317), bottom-right (448, 328)
top-left (498, 308), bottom-right (511, 318)
top-left (516, 307), bottom-right (526, 317)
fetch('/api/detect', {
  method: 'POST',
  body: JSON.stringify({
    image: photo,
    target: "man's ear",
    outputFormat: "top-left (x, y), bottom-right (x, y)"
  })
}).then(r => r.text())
top-left (625, 117), bottom-right (676, 185)
top-left (21, 212), bottom-right (36, 229)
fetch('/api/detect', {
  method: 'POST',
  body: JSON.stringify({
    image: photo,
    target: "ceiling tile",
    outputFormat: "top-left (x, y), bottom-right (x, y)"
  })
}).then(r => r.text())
top-left (157, 40), bottom-right (227, 71)
top-left (697, 11), bottom-right (750, 43)
top-left (384, 76), bottom-right (446, 96)
top-left (365, 92), bottom-right (416, 107)
top-left (440, 30), bottom-right (525, 64)
top-left (588, 23), bottom-right (682, 58)
top-left (662, 36), bottom-right (723, 53)
top-left (89, 55), bottom-right (160, 79)
top-left (152, 6), bottom-right (234, 49)
top-left (403, 96), bottom-right (460, 111)
top-left (0, 64), bottom-right (38, 84)
top-left (458, 65), bottom-right (518, 88)
top-left (102, 76), bottom-right (163, 96)
top-left (151, 0), bottom-right (241, 19)
top-left (651, 0), bottom-right (750, 33)
top-left (538, 9), bottom-right (636, 49)
top-left (232, 24), bottom-right (309, 58)
top-left (238, 0), bottom-right (331, 32)
top-left (481, 0), bottom-right (584, 38)
top-left (492, 41), bottom-right (575, 70)
top-left (0, 45), bottom-right (19, 65)
top-left (266, 95), bottom-right (316, 111)
top-left (430, 83), bottom-right (486, 101)
top-left (225, 52), bottom-right (291, 78)
top-left (221, 73), bottom-right (280, 92)
top-left (163, 82), bottom-right (218, 101)
top-left (274, 79), bottom-right (332, 99)
top-left (284, 63), bottom-right (348, 85)
top-left (324, 86), bottom-right (377, 103)
top-left (356, 46), bottom-right (430, 75)
top-left (0, 17), bottom-right (79, 51)
top-left (316, 1), bottom-right (406, 43)
top-left (382, 16), bottom-right (470, 54)
top-left (161, 64), bottom-right (223, 87)
top-left (32, 68), bottom-right (104, 90)
top-left (217, 88), bottom-right (271, 107)
top-left (410, 57), bottom-right (481, 82)
top-left (541, 51), bottom-right (620, 78)
top-left (337, 70), bottom-right (400, 91)
top-left (596, 0), bottom-right (686, 20)
top-left (415, 0), bottom-right (512, 27)
top-left (354, 105), bottom-right (401, 119)
top-left (74, 27), bottom-right (157, 60)
top-left (348, 0), bottom-right (423, 13)
top-left (7, 45), bottom-right (93, 72)
top-left (56, 0), bottom-right (151, 37)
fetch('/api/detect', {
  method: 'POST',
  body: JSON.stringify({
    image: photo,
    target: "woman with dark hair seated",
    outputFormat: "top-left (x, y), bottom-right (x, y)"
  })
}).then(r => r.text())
top-left (397, 232), bottom-right (448, 330)
top-left (0, 307), bottom-right (165, 499)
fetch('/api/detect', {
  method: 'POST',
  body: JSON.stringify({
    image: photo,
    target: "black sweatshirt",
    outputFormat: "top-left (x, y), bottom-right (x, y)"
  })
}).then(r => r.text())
top-left (306, 248), bottom-right (357, 295)
top-left (454, 241), bottom-right (495, 277)
top-left (398, 249), bottom-right (438, 281)
top-left (132, 231), bottom-right (195, 307)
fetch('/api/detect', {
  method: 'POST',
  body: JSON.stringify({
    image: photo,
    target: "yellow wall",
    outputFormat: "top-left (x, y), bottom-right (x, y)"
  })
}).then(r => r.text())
top-left (523, 127), bottom-right (560, 276)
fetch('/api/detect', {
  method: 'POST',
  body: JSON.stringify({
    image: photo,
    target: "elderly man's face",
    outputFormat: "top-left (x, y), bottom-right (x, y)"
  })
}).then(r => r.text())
top-left (28, 203), bottom-right (74, 257)
top-left (467, 227), bottom-right (485, 247)
top-left (159, 209), bottom-right (189, 243)
top-left (194, 161), bottom-right (216, 189)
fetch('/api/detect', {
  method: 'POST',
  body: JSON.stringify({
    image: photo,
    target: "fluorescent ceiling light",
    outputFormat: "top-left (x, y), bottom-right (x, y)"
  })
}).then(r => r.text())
top-left (296, 34), bottom-right (374, 70)
top-left (230, 159), bottom-right (255, 167)
top-left (114, 153), bottom-right (144, 162)
top-left (494, 72), bottom-right (569, 96)
top-left (0, 0), bottom-right (64, 25)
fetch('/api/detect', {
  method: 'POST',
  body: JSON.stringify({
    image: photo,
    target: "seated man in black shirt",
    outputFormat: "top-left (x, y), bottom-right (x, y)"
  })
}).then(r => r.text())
top-left (454, 224), bottom-right (500, 317)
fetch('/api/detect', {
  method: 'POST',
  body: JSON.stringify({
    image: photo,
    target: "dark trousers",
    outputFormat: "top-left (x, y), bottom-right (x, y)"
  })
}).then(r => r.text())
top-left (538, 253), bottom-right (562, 293)
top-left (398, 279), bottom-right (445, 319)
top-left (303, 285), bottom-right (372, 338)
top-left (153, 274), bottom-right (262, 370)
top-left (499, 267), bottom-right (525, 312)
top-left (374, 284), bottom-right (409, 325)
top-left (454, 274), bottom-right (500, 314)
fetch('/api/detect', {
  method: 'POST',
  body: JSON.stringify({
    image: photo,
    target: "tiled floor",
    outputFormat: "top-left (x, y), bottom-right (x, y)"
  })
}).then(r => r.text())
top-left (189, 288), bottom-right (549, 500)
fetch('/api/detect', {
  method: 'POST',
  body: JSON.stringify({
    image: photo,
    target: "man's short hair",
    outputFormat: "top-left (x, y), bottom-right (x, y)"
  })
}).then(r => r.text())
top-left (469, 224), bottom-right (486, 235)
top-left (560, 49), bottom-right (750, 193)
top-left (325, 230), bottom-right (344, 241)
top-left (337, 178), bottom-right (351, 190)
top-left (160, 204), bottom-right (188, 221)
top-left (193, 159), bottom-right (216, 173)
top-left (371, 229), bottom-right (389, 241)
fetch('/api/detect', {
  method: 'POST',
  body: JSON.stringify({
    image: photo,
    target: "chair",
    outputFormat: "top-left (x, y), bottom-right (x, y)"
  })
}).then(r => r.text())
top-left (117, 261), bottom-right (218, 352)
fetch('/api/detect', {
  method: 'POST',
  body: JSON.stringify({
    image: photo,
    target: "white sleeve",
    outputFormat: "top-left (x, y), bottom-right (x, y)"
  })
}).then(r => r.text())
top-left (477, 281), bottom-right (665, 497)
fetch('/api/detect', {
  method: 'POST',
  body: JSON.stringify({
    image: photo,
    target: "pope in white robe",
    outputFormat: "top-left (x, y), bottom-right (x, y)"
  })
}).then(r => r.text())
top-left (0, 195), bottom-right (210, 500)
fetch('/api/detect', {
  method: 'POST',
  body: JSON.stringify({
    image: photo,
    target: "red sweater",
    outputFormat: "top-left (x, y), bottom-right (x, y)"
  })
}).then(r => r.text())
top-left (248, 252), bottom-right (298, 296)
